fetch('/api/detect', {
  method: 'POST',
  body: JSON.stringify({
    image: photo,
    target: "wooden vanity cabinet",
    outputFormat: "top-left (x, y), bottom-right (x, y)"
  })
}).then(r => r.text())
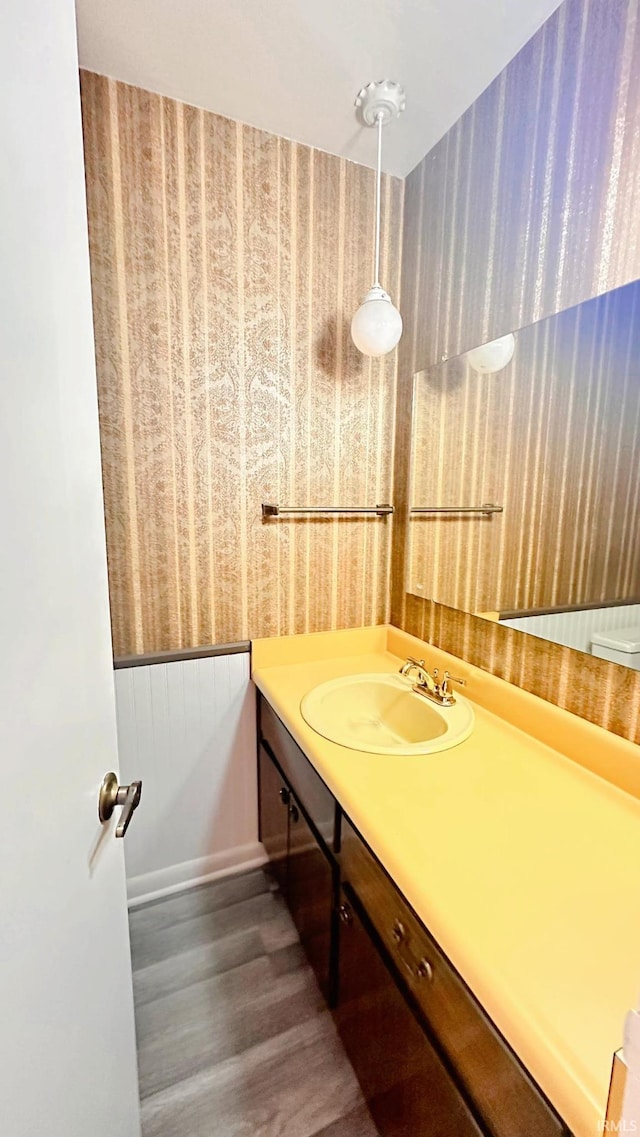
top-left (339, 817), bottom-right (568, 1137)
top-left (259, 697), bottom-right (337, 851)
top-left (287, 791), bottom-right (336, 1003)
top-left (257, 723), bottom-right (336, 1002)
top-left (257, 743), bottom-right (289, 895)
top-left (336, 884), bottom-right (484, 1137)
top-left (256, 693), bottom-right (569, 1137)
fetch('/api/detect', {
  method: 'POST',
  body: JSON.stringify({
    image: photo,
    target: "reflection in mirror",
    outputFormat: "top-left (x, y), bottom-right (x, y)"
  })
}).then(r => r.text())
top-left (408, 277), bottom-right (640, 670)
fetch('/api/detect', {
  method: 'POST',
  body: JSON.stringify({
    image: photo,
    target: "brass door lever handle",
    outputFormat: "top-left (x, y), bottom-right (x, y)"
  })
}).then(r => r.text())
top-left (98, 772), bottom-right (142, 838)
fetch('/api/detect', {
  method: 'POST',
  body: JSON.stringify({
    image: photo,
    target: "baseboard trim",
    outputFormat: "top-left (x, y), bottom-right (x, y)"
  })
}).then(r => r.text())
top-left (126, 842), bottom-right (268, 908)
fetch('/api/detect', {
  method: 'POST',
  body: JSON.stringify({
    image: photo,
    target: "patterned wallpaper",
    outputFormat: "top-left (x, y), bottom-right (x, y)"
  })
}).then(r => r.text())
top-left (402, 0), bottom-right (640, 377)
top-left (80, 72), bottom-right (403, 656)
top-left (408, 279), bottom-right (640, 615)
top-left (393, 0), bottom-right (640, 743)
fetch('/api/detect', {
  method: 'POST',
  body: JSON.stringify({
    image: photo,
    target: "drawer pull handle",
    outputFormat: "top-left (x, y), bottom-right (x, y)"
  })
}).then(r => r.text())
top-left (392, 919), bottom-right (434, 983)
top-left (392, 918), bottom-right (407, 944)
top-left (279, 787), bottom-right (290, 806)
top-left (288, 803), bottom-right (299, 823)
top-left (339, 903), bottom-right (353, 926)
top-left (416, 957), bottom-right (434, 982)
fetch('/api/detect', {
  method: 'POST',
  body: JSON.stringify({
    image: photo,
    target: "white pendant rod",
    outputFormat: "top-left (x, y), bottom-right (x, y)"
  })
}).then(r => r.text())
top-left (374, 111), bottom-right (383, 286)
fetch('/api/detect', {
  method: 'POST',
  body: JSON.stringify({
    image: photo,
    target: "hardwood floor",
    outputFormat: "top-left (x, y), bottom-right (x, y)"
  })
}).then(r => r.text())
top-left (130, 868), bottom-right (379, 1137)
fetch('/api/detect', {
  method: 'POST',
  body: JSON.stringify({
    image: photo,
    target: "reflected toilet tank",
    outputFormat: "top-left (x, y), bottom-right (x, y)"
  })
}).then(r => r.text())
top-left (591, 626), bottom-right (640, 670)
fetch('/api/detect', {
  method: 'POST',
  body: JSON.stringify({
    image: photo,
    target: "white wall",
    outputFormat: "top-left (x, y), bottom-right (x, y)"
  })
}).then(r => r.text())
top-left (114, 652), bottom-right (263, 904)
top-left (501, 603), bottom-right (640, 656)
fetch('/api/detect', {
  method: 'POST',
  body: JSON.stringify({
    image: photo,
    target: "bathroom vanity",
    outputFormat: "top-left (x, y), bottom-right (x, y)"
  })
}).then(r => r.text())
top-left (258, 695), bottom-right (568, 1132)
top-left (257, 694), bottom-right (566, 1137)
top-left (252, 626), bottom-right (640, 1137)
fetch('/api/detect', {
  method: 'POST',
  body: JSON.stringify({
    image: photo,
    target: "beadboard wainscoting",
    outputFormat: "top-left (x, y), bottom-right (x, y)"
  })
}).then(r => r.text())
top-left (114, 649), bottom-right (263, 905)
top-left (502, 603), bottom-right (640, 656)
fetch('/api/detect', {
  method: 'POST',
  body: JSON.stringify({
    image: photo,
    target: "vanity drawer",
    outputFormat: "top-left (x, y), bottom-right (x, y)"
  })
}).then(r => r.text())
top-left (259, 695), bottom-right (337, 852)
top-left (340, 817), bottom-right (566, 1137)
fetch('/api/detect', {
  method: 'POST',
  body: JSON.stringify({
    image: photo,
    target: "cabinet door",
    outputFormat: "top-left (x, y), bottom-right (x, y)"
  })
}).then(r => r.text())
top-left (288, 794), bottom-right (335, 1003)
top-left (335, 889), bottom-right (485, 1137)
top-left (259, 697), bottom-right (337, 851)
top-left (258, 743), bottom-right (290, 895)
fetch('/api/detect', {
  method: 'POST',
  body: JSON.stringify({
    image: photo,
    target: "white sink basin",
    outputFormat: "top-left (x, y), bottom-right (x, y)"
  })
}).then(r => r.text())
top-left (300, 673), bottom-right (474, 755)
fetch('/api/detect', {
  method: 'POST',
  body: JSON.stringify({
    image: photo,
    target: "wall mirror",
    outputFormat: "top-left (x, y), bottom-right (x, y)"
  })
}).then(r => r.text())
top-left (407, 276), bottom-right (640, 670)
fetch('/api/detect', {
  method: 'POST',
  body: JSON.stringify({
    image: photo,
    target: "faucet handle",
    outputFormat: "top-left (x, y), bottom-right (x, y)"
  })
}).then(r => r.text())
top-left (442, 670), bottom-right (466, 692)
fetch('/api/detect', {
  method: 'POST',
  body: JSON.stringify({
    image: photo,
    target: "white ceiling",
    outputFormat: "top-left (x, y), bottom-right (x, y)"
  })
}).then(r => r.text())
top-left (75, 0), bottom-right (564, 178)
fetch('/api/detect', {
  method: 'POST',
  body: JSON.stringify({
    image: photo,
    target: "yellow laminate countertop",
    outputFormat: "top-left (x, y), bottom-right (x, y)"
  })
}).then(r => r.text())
top-left (252, 625), bottom-right (640, 1137)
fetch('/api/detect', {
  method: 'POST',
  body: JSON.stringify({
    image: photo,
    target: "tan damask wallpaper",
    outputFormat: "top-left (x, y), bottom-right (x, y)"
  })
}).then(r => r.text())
top-left (393, 0), bottom-right (640, 744)
top-left (80, 71), bottom-right (403, 656)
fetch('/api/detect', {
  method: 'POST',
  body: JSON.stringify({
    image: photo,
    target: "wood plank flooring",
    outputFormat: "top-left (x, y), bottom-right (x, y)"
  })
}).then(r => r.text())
top-left (130, 868), bottom-right (379, 1137)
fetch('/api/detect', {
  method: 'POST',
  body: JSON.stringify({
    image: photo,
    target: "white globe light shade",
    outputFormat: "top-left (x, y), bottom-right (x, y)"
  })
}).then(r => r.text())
top-left (465, 332), bottom-right (515, 374)
top-left (351, 285), bottom-right (403, 357)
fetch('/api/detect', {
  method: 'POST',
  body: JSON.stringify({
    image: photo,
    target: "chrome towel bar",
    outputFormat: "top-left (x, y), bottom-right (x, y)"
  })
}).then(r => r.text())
top-left (262, 503), bottom-right (394, 518)
top-left (410, 503), bottom-right (503, 517)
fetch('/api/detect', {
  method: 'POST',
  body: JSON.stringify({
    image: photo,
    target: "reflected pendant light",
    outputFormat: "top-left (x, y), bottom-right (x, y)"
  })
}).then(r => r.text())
top-left (465, 333), bottom-right (516, 374)
top-left (351, 80), bottom-right (406, 358)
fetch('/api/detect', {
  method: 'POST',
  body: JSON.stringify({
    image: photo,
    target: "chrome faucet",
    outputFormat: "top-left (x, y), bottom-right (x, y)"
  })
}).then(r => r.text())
top-left (399, 657), bottom-right (466, 707)
top-left (399, 656), bottom-right (435, 691)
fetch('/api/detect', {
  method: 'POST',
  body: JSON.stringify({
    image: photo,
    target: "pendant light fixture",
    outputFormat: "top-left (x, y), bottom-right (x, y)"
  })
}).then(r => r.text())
top-left (351, 79), bottom-right (406, 358)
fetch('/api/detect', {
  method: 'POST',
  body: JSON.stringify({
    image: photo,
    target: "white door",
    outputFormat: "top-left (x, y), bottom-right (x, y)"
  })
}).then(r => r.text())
top-left (0, 1), bottom-right (141, 1134)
